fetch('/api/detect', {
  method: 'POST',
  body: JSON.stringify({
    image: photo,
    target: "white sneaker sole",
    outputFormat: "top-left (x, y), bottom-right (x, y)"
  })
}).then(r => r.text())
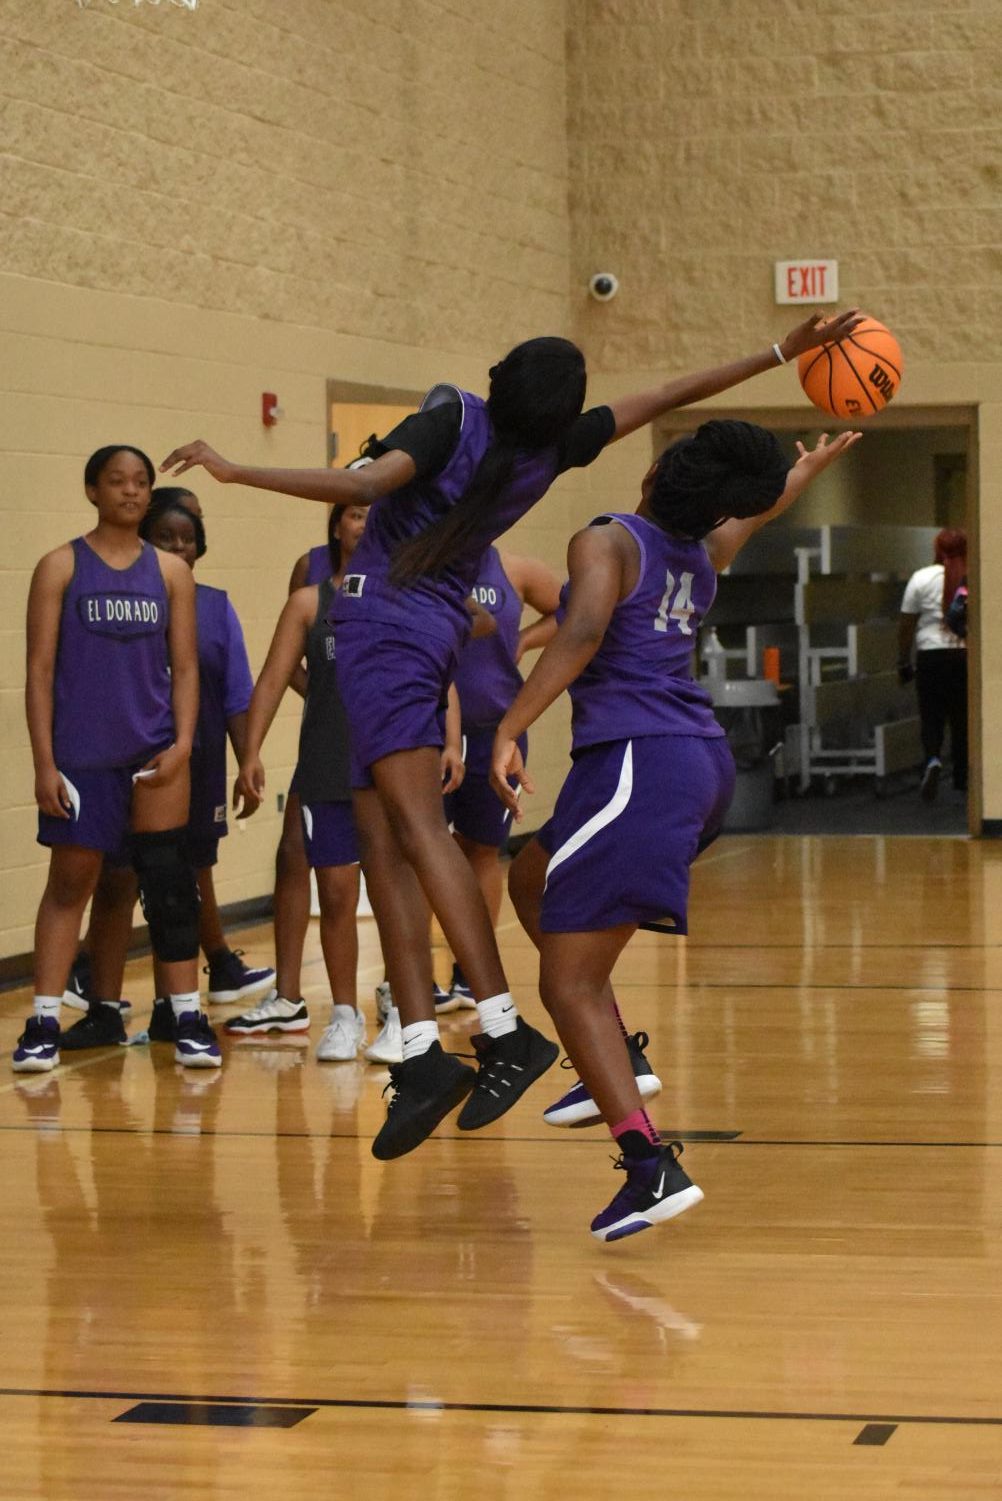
top-left (591, 1184), bottom-right (704, 1242)
top-left (174, 1050), bottom-right (222, 1069)
top-left (365, 1043), bottom-right (403, 1064)
top-left (544, 1071), bottom-right (662, 1128)
top-left (207, 970), bottom-right (277, 1003)
top-left (12, 1054), bottom-right (60, 1073)
top-left (225, 1018), bottom-right (310, 1035)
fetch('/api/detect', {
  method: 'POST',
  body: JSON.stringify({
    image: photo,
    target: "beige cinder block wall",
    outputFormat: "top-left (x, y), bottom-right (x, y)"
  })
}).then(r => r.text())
top-left (564, 0), bottom-right (1002, 832)
top-left (1, 0), bottom-right (580, 962)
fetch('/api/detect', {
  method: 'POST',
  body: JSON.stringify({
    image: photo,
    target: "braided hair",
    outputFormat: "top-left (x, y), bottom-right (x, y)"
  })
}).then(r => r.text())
top-left (646, 420), bottom-right (790, 541)
top-left (390, 337), bottom-right (587, 584)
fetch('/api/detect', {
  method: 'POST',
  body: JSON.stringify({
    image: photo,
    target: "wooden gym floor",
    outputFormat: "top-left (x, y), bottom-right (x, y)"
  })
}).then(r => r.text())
top-left (1, 834), bottom-right (1000, 1500)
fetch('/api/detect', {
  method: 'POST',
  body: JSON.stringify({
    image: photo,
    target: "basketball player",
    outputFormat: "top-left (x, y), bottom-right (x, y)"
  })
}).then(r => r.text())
top-left (440, 546), bottom-right (563, 1006)
top-left (492, 422), bottom-right (862, 1239)
top-left (14, 446), bottom-right (220, 1074)
top-left (161, 309), bottom-right (863, 1157)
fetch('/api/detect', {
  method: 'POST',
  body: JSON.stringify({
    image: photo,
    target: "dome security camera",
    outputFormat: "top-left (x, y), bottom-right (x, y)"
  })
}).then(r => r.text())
top-left (589, 273), bottom-right (619, 302)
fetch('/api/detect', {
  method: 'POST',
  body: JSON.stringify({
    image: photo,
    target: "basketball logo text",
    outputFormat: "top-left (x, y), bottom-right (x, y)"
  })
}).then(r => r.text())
top-left (868, 364), bottom-right (896, 399)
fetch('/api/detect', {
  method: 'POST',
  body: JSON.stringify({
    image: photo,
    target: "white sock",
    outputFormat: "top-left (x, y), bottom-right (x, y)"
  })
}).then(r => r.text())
top-left (169, 992), bottom-right (201, 1019)
top-left (101, 999), bottom-right (120, 1011)
top-left (331, 1003), bottom-right (357, 1024)
top-left (476, 991), bottom-right (519, 1039)
top-left (402, 1019), bottom-right (439, 1061)
top-left (33, 995), bottom-right (62, 1022)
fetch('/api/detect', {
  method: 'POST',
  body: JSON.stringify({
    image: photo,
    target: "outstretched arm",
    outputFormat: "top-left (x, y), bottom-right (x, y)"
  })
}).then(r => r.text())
top-left (160, 443), bottom-right (415, 507)
top-left (704, 430), bottom-right (862, 573)
top-left (608, 309), bottom-right (864, 441)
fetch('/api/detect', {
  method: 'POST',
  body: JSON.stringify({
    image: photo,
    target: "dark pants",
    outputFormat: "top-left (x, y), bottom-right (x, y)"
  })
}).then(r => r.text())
top-left (915, 649), bottom-right (968, 790)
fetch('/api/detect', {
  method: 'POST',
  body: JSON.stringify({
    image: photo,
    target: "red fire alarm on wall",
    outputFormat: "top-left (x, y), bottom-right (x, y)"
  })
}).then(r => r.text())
top-left (262, 392), bottom-right (283, 427)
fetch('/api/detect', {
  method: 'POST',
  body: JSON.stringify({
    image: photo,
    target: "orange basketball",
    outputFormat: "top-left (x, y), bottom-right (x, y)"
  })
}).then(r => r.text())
top-left (797, 316), bottom-right (903, 418)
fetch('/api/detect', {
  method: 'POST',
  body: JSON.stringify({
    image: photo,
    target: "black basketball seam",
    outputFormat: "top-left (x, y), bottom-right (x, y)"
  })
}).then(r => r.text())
top-left (844, 332), bottom-right (902, 381)
top-left (799, 346), bottom-right (828, 382)
top-left (835, 343), bottom-right (881, 413)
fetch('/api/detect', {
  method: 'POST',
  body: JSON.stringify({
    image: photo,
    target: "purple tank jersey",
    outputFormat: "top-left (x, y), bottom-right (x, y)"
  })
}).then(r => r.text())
top-left (305, 544), bottom-right (329, 586)
top-left (453, 547), bottom-right (523, 727)
top-left (331, 386), bottom-right (561, 652)
top-left (189, 584), bottom-right (252, 840)
top-left (563, 514), bottom-right (723, 750)
top-left (53, 538), bottom-right (174, 769)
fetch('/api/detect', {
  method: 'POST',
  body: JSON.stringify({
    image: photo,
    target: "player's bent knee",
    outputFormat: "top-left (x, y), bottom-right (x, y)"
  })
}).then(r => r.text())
top-left (131, 827), bottom-right (200, 962)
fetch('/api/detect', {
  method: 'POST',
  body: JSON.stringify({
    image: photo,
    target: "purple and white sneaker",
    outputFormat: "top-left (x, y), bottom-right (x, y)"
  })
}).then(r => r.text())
top-left (12, 1016), bottom-right (60, 1073)
top-left (205, 949), bottom-right (276, 1004)
top-left (590, 1141), bottom-right (703, 1243)
top-left (174, 1011), bottom-right (222, 1069)
top-left (544, 1032), bottom-right (662, 1128)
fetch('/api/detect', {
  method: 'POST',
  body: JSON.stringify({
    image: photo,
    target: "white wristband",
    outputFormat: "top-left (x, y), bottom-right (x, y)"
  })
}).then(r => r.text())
top-left (772, 342), bottom-right (787, 366)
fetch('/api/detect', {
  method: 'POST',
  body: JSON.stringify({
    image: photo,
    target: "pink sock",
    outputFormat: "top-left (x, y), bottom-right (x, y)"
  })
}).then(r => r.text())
top-left (611, 1109), bottom-right (661, 1149)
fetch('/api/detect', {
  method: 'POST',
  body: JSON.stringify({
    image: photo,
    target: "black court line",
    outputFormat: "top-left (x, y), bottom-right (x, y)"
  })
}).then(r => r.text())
top-left (0, 1386), bottom-right (998, 1429)
top-left (115, 1402), bottom-right (314, 1428)
top-left (3, 1122), bottom-right (1002, 1149)
top-left (854, 1423), bottom-right (897, 1446)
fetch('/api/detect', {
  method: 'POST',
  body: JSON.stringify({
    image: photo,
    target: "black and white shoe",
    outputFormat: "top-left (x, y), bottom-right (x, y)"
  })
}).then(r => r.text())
top-left (224, 994), bottom-right (310, 1035)
top-left (59, 1001), bottom-right (127, 1052)
top-left (456, 1018), bottom-right (559, 1130)
top-left (590, 1141), bottom-right (703, 1243)
top-left (543, 1031), bottom-right (662, 1128)
top-left (371, 1043), bottom-right (476, 1160)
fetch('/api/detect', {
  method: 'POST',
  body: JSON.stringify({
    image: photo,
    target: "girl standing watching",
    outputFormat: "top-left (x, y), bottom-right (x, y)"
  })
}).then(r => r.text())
top-left (14, 446), bottom-right (219, 1074)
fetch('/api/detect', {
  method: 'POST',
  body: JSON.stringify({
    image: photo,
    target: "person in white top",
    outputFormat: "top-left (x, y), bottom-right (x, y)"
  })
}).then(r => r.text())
top-left (898, 528), bottom-right (967, 801)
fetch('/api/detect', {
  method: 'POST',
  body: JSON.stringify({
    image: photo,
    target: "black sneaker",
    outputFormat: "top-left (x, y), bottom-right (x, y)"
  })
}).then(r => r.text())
top-left (62, 951), bottom-right (94, 1012)
top-left (371, 1042), bottom-right (476, 1161)
top-left (59, 1000), bottom-right (127, 1052)
top-left (590, 1141), bottom-right (704, 1243)
top-left (920, 756), bottom-right (942, 802)
top-left (148, 998), bottom-right (177, 1043)
top-left (543, 1031), bottom-right (662, 1128)
top-left (205, 948), bottom-right (276, 1004)
top-left (456, 1018), bottom-right (559, 1131)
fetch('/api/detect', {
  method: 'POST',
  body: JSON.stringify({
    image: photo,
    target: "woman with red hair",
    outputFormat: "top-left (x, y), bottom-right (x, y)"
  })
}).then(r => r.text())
top-left (898, 529), bottom-right (968, 800)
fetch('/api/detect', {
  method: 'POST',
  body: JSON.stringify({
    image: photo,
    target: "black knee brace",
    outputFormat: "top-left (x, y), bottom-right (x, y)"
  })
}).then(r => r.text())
top-left (131, 828), bottom-right (200, 963)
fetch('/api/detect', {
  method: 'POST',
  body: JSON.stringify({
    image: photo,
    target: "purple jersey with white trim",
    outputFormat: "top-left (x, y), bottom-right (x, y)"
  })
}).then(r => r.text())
top-left (53, 537), bottom-right (174, 769)
top-left (563, 513), bottom-right (723, 751)
top-left (330, 386), bottom-right (560, 651)
top-left (305, 545), bottom-right (329, 586)
top-left (453, 547), bottom-right (523, 728)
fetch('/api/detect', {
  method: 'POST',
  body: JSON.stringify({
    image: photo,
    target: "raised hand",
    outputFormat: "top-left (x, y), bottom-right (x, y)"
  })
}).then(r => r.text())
top-left (779, 307), bottom-right (864, 361)
top-left (160, 440), bottom-right (235, 482)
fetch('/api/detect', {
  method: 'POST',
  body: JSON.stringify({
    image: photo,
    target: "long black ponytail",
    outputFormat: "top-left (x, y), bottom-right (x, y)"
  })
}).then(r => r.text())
top-left (390, 337), bottom-right (586, 585)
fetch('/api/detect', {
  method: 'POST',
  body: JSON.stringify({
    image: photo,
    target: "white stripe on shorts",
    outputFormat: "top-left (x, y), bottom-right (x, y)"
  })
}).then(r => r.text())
top-left (544, 740), bottom-right (633, 891)
top-left (302, 804), bottom-right (314, 840)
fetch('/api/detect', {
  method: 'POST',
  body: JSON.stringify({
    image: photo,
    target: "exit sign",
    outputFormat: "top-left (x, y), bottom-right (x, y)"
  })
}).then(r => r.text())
top-left (774, 260), bottom-right (839, 304)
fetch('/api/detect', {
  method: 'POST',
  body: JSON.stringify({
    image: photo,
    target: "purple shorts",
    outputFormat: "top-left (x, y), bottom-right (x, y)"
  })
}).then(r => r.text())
top-left (535, 734), bottom-right (735, 934)
top-left (445, 728), bottom-right (528, 848)
top-left (38, 762), bottom-right (142, 863)
top-left (334, 621), bottom-right (455, 790)
top-left (300, 799), bottom-right (359, 869)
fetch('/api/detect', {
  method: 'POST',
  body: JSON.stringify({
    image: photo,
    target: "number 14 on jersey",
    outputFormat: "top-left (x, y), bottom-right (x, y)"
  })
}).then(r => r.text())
top-left (654, 570), bottom-right (695, 636)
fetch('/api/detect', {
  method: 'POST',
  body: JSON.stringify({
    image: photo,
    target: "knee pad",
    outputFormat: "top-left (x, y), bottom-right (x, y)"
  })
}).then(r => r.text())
top-left (131, 828), bottom-right (200, 963)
